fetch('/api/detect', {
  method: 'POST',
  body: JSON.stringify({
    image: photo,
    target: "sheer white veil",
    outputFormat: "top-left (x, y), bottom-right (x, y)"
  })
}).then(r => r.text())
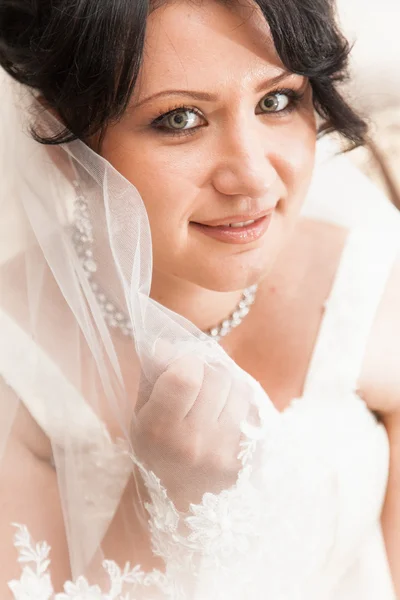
top-left (0, 69), bottom-right (276, 599)
top-left (1, 67), bottom-right (399, 599)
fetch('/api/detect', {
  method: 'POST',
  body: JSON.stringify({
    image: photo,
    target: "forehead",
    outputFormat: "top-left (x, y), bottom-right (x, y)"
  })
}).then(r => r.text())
top-left (135, 0), bottom-right (286, 97)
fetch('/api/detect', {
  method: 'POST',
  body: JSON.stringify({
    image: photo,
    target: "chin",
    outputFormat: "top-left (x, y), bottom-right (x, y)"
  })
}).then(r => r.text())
top-left (183, 256), bottom-right (270, 292)
top-left (182, 212), bottom-right (289, 292)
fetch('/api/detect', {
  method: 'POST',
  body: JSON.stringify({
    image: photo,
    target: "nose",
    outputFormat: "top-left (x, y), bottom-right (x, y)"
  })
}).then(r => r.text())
top-left (211, 123), bottom-right (278, 200)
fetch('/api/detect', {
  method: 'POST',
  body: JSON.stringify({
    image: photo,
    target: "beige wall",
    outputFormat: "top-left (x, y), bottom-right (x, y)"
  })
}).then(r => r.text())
top-left (338, 0), bottom-right (400, 112)
top-left (336, 0), bottom-right (400, 205)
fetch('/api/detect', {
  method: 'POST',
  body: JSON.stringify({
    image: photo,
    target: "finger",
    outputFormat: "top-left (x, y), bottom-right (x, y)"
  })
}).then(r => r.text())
top-left (217, 377), bottom-right (252, 434)
top-left (134, 372), bottom-right (154, 415)
top-left (185, 362), bottom-right (232, 426)
top-left (138, 354), bottom-right (204, 424)
top-left (217, 395), bottom-right (250, 466)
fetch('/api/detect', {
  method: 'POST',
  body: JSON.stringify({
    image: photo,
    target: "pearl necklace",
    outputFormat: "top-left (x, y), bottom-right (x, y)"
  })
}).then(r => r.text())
top-left (71, 184), bottom-right (258, 342)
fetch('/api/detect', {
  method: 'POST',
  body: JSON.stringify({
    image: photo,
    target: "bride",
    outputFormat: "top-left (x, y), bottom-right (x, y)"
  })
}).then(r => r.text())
top-left (0, 0), bottom-right (399, 597)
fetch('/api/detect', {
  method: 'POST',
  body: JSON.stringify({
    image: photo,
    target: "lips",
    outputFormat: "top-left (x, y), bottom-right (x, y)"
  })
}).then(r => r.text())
top-left (193, 209), bottom-right (274, 228)
top-left (190, 213), bottom-right (273, 245)
top-left (198, 215), bottom-right (265, 231)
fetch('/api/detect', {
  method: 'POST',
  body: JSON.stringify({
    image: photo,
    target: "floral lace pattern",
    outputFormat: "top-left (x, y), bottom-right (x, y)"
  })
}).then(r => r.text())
top-left (9, 524), bottom-right (162, 600)
top-left (8, 408), bottom-right (268, 600)
top-left (7, 388), bottom-right (388, 600)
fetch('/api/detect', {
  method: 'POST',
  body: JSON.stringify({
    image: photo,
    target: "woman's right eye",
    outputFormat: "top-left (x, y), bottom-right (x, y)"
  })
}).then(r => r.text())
top-left (152, 108), bottom-right (205, 134)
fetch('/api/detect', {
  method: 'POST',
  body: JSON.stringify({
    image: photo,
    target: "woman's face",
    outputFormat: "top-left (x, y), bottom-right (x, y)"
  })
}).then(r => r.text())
top-left (101, 0), bottom-right (317, 293)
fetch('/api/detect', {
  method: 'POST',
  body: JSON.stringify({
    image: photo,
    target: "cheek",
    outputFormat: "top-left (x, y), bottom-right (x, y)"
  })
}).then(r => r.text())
top-left (273, 121), bottom-right (317, 208)
top-left (101, 133), bottom-right (203, 225)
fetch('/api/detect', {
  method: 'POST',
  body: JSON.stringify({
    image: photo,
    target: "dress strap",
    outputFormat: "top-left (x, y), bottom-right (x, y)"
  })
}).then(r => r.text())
top-left (303, 227), bottom-right (399, 398)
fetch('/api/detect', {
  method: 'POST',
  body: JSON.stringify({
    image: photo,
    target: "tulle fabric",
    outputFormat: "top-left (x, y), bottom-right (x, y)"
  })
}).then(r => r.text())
top-left (1, 69), bottom-right (400, 599)
top-left (0, 70), bottom-right (278, 599)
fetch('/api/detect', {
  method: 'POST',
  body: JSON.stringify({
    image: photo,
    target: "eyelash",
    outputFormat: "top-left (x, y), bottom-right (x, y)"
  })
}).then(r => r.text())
top-left (150, 87), bottom-right (306, 138)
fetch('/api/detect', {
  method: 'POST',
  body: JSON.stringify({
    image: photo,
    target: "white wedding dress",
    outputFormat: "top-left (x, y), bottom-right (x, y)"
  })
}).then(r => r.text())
top-left (0, 219), bottom-right (398, 599)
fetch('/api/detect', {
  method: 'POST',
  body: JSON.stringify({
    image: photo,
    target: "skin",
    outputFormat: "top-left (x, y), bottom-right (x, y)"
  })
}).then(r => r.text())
top-left (100, 0), bottom-right (316, 332)
top-left (1, 0), bottom-right (400, 595)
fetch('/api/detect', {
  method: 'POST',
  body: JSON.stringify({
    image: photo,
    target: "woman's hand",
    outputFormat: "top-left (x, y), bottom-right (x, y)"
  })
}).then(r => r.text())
top-left (131, 354), bottom-right (251, 509)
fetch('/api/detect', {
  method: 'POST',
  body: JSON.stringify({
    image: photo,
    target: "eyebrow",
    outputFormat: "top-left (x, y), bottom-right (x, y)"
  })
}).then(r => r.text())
top-left (132, 70), bottom-right (301, 109)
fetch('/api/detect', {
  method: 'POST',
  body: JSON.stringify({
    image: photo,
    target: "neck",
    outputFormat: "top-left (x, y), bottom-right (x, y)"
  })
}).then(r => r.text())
top-left (150, 270), bottom-right (244, 333)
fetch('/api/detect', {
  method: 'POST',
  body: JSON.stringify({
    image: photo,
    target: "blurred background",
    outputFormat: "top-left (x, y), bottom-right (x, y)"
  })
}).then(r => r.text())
top-left (337, 0), bottom-right (400, 209)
